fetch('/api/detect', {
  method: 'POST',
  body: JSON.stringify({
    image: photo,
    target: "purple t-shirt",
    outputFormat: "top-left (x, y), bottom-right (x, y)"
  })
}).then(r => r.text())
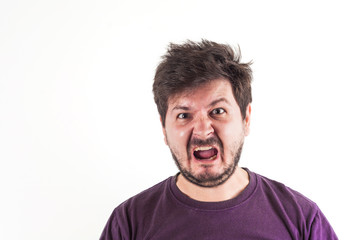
top-left (100, 169), bottom-right (337, 239)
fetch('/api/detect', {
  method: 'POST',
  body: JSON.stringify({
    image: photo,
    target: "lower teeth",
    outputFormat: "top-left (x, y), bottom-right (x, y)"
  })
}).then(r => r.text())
top-left (209, 155), bottom-right (217, 160)
top-left (196, 155), bottom-right (217, 160)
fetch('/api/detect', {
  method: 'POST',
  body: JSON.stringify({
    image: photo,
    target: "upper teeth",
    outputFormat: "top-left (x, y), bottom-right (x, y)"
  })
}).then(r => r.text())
top-left (194, 146), bottom-right (213, 151)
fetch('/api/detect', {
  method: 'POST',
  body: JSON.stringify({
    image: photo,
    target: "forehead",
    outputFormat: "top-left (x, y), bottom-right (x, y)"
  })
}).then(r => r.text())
top-left (167, 79), bottom-right (235, 108)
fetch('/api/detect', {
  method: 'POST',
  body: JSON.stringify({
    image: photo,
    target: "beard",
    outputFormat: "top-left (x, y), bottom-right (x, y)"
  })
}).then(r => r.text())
top-left (169, 135), bottom-right (244, 188)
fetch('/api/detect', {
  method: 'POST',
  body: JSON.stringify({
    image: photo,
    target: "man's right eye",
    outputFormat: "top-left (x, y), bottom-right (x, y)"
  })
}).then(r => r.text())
top-left (177, 113), bottom-right (188, 119)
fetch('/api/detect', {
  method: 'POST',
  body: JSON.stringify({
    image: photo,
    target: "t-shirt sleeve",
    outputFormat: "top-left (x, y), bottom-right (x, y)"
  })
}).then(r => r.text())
top-left (99, 209), bottom-right (123, 240)
top-left (309, 209), bottom-right (338, 240)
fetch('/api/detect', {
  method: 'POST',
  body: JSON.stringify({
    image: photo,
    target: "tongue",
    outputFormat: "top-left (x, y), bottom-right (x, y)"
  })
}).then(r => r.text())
top-left (194, 149), bottom-right (217, 159)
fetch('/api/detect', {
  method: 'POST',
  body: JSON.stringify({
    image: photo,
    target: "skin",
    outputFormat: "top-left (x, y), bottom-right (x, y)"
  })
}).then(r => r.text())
top-left (162, 78), bottom-right (251, 202)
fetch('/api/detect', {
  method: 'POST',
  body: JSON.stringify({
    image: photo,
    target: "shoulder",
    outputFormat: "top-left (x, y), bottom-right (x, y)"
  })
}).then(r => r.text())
top-left (100, 177), bottom-right (173, 240)
top-left (255, 171), bottom-right (318, 212)
top-left (247, 170), bottom-right (338, 239)
top-left (113, 176), bottom-right (176, 225)
top-left (252, 171), bottom-right (338, 238)
top-left (250, 171), bottom-right (321, 227)
top-left (116, 176), bottom-right (172, 213)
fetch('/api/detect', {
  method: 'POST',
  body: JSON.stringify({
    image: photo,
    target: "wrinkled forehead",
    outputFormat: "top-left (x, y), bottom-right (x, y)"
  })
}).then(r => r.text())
top-left (167, 87), bottom-right (197, 106)
top-left (167, 78), bottom-right (235, 109)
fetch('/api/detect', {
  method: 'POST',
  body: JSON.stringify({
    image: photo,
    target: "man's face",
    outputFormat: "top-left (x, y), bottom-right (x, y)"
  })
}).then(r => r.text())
top-left (162, 79), bottom-right (251, 187)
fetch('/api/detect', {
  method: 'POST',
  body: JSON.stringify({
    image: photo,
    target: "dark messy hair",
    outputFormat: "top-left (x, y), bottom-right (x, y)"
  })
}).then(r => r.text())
top-left (153, 39), bottom-right (253, 126)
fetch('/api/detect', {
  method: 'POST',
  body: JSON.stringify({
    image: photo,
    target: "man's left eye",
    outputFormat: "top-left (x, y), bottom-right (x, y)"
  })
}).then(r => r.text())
top-left (211, 108), bottom-right (225, 115)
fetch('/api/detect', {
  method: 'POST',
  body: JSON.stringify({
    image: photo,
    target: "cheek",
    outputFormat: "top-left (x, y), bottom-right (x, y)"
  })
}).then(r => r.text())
top-left (179, 130), bottom-right (186, 138)
top-left (167, 126), bottom-right (191, 148)
top-left (175, 128), bottom-right (190, 145)
top-left (216, 121), bottom-right (244, 142)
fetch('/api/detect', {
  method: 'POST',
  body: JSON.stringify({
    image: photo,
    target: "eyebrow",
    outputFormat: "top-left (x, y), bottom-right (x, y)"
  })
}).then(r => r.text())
top-left (171, 98), bottom-right (230, 112)
top-left (208, 98), bottom-right (231, 107)
top-left (171, 105), bottom-right (190, 112)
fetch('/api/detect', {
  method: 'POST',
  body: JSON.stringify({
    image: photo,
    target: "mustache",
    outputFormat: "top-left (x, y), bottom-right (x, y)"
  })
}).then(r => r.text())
top-left (189, 137), bottom-right (221, 147)
top-left (187, 136), bottom-right (224, 159)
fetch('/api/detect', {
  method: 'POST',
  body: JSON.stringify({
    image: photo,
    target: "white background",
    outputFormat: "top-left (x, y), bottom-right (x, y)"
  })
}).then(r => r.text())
top-left (1, 0), bottom-right (360, 239)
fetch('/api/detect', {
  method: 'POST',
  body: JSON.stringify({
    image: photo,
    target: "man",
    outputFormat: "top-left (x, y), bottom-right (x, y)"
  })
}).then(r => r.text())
top-left (100, 40), bottom-right (337, 239)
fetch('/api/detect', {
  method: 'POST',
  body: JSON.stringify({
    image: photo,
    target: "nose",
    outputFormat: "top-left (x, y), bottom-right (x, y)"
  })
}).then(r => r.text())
top-left (192, 115), bottom-right (214, 139)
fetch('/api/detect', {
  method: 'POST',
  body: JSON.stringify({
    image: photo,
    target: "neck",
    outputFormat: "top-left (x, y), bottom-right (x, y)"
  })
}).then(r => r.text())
top-left (176, 167), bottom-right (249, 202)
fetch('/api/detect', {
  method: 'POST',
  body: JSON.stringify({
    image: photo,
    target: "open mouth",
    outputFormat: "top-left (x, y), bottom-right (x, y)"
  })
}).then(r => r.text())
top-left (193, 146), bottom-right (218, 160)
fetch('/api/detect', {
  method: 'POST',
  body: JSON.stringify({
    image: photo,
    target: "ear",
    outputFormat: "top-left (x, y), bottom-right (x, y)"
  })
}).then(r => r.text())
top-left (160, 115), bottom-right (168, 145)
top-left (244, 104), bottom-right (251, 136)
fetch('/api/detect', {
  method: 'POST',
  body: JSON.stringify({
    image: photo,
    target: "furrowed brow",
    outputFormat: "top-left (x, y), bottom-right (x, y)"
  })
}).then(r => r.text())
top-left (171, 105), bottom-right (190, 112)
top-left (208, 98), bottom-right (231, 108)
